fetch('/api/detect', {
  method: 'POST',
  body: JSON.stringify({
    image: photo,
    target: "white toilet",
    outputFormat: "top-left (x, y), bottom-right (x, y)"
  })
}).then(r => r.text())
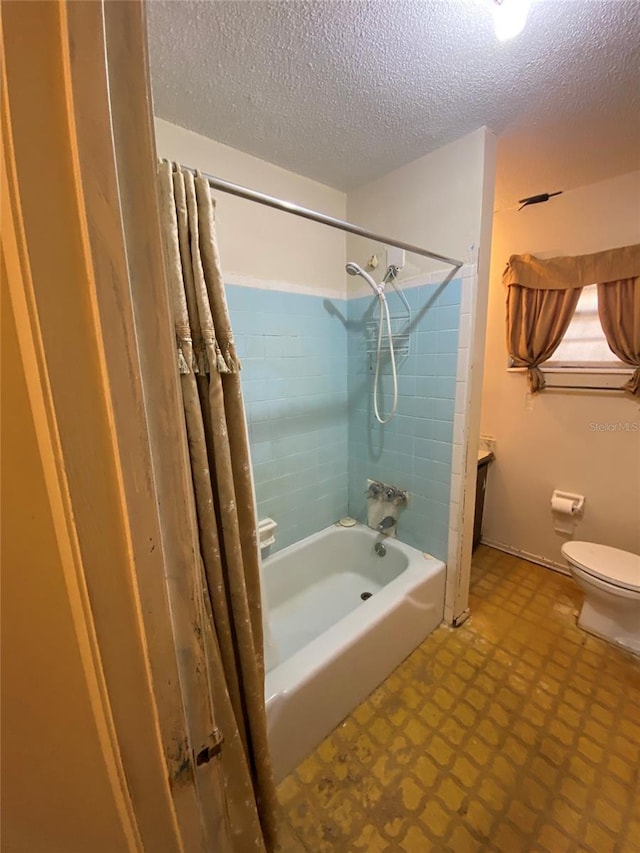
top-left (562, 541), bottom-right (640, 655)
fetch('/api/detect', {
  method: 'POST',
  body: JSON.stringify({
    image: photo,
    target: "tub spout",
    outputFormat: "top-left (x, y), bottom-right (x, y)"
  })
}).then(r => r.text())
top-left (377, 516), bottom-right (396, 532)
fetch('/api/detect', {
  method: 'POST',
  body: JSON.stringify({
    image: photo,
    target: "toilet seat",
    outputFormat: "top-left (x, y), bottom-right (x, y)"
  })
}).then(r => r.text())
top-left (562, 542), bottom-right (640, 594)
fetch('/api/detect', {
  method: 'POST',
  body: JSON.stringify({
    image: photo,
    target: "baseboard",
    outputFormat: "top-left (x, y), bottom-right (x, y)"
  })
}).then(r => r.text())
top-left (479, 537), bottom-right (571, 577)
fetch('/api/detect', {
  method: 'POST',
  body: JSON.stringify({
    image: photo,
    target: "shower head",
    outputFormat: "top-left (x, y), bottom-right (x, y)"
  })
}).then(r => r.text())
top-left (345, 262), bottom-right (382, 296)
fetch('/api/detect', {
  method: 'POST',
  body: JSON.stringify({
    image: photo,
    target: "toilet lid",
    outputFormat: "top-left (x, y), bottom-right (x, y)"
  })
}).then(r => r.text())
top-left (562, 542), bottom-right (640, 592)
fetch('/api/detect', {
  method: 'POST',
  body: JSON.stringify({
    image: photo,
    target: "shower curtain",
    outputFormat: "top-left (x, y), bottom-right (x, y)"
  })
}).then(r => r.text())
top-left (157, 161), bottom-right (277, 851)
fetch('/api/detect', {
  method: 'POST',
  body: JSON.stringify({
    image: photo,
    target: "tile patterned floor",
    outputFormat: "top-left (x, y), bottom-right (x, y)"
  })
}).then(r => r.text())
top-left (274, 546), bottom-right (640, 852)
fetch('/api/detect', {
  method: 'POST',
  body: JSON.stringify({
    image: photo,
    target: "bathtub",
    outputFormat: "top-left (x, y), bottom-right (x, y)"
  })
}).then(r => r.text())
top-left (263, 522), bottom-right (446, 781)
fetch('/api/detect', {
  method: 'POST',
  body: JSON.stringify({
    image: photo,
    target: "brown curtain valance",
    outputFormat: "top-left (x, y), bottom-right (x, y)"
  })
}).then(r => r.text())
top-left (503, 243), bottom-right (640, 290)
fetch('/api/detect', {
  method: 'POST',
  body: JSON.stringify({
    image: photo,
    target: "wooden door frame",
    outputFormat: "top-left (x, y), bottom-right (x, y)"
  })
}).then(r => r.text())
top-left (2, 1), bottom-right (228, 849)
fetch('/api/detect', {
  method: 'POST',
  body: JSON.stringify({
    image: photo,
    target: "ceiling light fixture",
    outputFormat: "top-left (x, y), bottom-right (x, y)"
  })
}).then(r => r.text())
top-left (492, 0), bottom-right (530, 41)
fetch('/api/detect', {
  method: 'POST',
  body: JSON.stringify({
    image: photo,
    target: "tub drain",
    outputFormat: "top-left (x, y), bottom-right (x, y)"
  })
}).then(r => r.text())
top-left (361, 591), bottom-right (373, 601)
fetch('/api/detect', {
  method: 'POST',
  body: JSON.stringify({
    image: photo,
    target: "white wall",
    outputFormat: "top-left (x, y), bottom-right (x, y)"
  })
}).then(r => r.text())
top-left (346, 127), bottom-right (493, 291)
top-left (154, 118), bottom-right (346, 296)
top-left (481, 170), bottom-right (640, 570)
top-left (155, 118), bottom-right (493, 302)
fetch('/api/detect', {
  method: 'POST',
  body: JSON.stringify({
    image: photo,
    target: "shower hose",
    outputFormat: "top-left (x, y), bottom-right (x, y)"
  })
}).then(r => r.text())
top-left (373, 290), bottom-right (398, 424)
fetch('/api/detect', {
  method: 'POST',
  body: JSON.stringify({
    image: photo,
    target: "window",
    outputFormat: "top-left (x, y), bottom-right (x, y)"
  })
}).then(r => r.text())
top-left (545, 284), bottom-right (625, 369)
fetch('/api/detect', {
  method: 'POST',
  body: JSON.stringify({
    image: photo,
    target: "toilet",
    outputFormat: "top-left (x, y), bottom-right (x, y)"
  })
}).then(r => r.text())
top-left (562, 541), bottom-right (640, 655)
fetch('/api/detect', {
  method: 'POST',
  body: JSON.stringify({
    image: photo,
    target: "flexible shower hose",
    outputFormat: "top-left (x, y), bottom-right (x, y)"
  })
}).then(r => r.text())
top-left (373, 291), bottom-right (398, 424)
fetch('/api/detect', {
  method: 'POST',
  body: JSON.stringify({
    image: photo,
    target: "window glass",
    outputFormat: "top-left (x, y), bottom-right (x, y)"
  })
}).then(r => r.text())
top-left (546, 284), bottom-right (622, 367)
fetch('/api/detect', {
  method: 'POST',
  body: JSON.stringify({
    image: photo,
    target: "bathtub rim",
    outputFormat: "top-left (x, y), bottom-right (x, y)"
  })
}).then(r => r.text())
top-left (262, 519), bottom-right (439, 574)
top-left (263, 521), bottom-right (446, 700)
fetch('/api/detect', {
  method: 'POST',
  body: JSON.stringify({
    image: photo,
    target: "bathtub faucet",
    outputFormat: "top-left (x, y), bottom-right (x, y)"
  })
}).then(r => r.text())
top-left (377, 516), bottom-right (396, 532)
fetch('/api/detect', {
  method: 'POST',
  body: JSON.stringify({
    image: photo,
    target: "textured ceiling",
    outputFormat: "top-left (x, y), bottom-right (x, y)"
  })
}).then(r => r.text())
top-left (147, 0), bottom-right (640, 209)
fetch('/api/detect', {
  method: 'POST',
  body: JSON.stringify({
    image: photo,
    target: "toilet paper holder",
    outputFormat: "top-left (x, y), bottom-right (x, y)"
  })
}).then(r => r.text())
top-left (551, 490), bottom-right (585, 516)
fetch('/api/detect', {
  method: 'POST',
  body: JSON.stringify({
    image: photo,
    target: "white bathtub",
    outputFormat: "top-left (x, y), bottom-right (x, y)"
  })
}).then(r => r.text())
top-left (263, 522), bottom-right (445, 781)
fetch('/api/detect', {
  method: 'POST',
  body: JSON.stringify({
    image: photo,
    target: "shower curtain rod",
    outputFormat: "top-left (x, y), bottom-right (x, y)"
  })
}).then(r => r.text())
top-left (544, 383), bottom-right (629, 392)
top-left (184, 167), bottom-right (463, 270)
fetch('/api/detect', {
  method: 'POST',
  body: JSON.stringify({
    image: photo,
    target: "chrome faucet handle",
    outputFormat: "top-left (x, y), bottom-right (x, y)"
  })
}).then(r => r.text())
top-left (366, 480), bottom-right (384, 498)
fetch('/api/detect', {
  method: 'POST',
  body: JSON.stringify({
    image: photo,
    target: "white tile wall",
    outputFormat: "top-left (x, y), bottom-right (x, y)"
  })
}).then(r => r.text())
top-left (447, 266), bottom-right (476, 601)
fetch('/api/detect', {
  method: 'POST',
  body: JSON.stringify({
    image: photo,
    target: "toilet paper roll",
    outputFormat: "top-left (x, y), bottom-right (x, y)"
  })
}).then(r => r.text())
top-left (551, 495), bottom-right (577, 515)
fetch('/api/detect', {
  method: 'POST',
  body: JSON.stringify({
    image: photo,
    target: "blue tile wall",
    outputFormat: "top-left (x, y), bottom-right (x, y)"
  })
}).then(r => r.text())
top-left (346, 278), bottom-right (462, 561)
top-left (226, 285), bottom-right (349, 551)
top-left (227, 277), bottom-right (461, 561)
